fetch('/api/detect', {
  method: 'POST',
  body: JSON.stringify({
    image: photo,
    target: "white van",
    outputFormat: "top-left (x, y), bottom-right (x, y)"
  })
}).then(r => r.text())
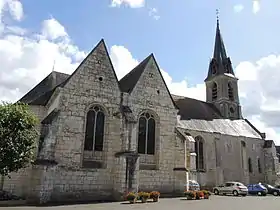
top-left (184, 180), bottom-right (200, 191)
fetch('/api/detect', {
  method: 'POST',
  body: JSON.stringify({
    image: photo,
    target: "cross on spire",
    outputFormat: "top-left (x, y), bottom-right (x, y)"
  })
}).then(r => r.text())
top-left (216, 9), bottom-right (219, 24)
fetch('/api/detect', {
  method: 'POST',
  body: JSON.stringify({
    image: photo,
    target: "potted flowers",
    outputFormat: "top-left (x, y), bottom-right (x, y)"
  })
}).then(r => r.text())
top-left (126, 192), bottom-right (137, 204)
top-left (201, 190), bottom-right (210, 199)
top-left (150, 191), bottom-right (160, 202)
top-left (184, 191), bottom-right (195, 200)
top-left (138, 192), bottom-right (150, 203)
top-left (195, 191), bottom-right (204, 200)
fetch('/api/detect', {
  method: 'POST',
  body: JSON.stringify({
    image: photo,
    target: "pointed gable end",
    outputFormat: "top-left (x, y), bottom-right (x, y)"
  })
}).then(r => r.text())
top-left (121, 53), bottom-right (177, 109)
top-left (62, 39), bottom-right (121, 91)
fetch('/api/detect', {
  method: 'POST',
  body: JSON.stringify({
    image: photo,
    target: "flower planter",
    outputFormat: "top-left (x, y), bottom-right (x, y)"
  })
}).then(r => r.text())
top-left (204, 195), bottom-right (209, 199)
top-left (152, 197), bottom-right (159, 202)
top-left (128, 198), bottom-right (137, 204)
top-left (186, 195), bottom-right (193, 200)
top-left (141, 197), bottom-right (148, 203)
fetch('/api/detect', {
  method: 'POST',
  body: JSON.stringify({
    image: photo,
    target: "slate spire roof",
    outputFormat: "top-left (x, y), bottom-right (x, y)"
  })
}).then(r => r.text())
top-left (205, 18), bottom-right (235, 81)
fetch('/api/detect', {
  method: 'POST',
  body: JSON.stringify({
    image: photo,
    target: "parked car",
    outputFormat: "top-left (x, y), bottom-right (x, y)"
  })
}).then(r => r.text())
top-left (247, 184), bottom-right (267, 196)
top-left (184, 180), bottom-right (200, 191)
top-left (261, 183), bottom-right (280, 196)
top-left (213, 181), bottom-right (248, 196)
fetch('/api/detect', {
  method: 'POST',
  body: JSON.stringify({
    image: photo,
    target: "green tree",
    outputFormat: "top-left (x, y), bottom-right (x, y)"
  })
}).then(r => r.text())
top-left (0, 102), bottom-right (38, 190)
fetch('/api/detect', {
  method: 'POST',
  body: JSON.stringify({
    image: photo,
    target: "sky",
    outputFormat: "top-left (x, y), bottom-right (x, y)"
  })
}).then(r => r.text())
top-left (1, 0), bottom-right (280, 144)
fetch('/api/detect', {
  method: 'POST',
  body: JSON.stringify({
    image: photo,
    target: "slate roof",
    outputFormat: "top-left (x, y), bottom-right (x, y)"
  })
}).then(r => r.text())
top-left (19, 71), bottom-right (69, 105)
top-left (205, 20), bottom-right (235, 81)
top-left (119, 54), bottom-right (152, 93)
top-left (172, 95), bottom-right (223, 120)
top-left (178, 118), bottom-right (263, 139)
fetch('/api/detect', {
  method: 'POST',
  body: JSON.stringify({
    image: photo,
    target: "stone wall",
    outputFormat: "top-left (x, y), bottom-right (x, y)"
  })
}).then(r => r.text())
top-left (126, 56), bottom-right (179, 193)
top-left (184, 129), bottom-right (265, 187)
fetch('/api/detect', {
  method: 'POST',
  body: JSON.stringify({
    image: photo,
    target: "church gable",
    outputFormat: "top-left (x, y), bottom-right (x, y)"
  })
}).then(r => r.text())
top-left (63, 39), bottom-right (120, 94)
top-left (127, 54), bottom-right (176, 109)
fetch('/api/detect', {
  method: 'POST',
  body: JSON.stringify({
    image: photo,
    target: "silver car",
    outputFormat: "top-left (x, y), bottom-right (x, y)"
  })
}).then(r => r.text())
top-left (213, 181), bottom-right (248, 196)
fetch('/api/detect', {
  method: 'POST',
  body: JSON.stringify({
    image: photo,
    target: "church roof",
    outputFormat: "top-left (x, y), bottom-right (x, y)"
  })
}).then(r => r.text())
top-left (177, 118), bottom-right (263, 139)
top-left (119, 54), bottom-right (152, 93)
top-left (19, 71), bottom-right (69, 105)
top-left (173, 95), bottom-right (223, 120)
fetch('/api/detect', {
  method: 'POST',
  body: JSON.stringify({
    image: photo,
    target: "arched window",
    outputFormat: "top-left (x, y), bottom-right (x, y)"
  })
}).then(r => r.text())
top-left (228, 83), bottom-right (234, 101)
top-left (137, 112), bottom-right (156, 155)
top-left (84, 105), bottom-right (105, 151)
top-left (248, 157), bottom-right (253, 173)
top-left (258, 158), bottom-right (262, 173)
top-left (212, 83), bottom-right (217, 100)
top-left (195, 136), bottom-right (204, 171)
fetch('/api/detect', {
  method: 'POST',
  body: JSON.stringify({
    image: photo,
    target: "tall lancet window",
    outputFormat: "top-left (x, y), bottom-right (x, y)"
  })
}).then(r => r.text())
top-left (195, 136), bottom-right (204, 171)
top-left (84, 106), bottom-right (105, 151)
top-left (137, 112), bottom-right (156, 155)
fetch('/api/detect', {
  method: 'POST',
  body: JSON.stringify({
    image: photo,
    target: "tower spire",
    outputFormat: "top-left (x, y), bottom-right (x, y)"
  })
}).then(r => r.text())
top-left (205, 10), bottom-right (234, 81)
top-left (204, 11), bottom-right (242, 120)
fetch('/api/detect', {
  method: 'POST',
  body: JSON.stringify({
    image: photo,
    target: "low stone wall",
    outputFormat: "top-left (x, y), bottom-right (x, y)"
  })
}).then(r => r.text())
top-left (27, 164), bottom-right (123, 205)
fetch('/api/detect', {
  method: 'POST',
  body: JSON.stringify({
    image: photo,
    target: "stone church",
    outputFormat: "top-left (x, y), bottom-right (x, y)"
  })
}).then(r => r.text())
top-left (3, 20), bottom-right (279, 204)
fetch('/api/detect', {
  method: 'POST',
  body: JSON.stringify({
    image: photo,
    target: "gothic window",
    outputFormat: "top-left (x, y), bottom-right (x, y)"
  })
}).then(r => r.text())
top-left (84, 106), bottom-right (105, 151)
top-left (212, 82), bottom-right (218, 100)
top-left (228, 83), bottom-right (234, 101)
top-left (195, 136), bottom-right (204, 171)
top-left (258, 158), bottom-right (262, 173)
top-left (248, 157), bottom-right (253, 173)
top-left (137, 112), bottom-right (156, 155)
top-left (241, 141), bottom-right (246, 169)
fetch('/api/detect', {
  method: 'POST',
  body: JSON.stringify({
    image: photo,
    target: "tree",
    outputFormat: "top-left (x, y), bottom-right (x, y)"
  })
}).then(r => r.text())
top-left (0, 102), bottom-right (38, 190)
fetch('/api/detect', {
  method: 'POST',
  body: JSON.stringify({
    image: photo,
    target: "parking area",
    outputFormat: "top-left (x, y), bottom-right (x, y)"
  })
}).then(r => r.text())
top-left (2, 195), bottom-right (280, 210)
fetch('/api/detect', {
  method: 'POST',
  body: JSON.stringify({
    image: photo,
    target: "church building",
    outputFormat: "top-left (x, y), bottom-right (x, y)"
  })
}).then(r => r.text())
top-left (3, 20), bottom-right (279, 204)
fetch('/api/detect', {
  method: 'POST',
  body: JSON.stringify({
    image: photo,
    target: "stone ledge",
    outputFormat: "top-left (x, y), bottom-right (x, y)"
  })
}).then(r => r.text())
top-left (0, 199), bottom-right (26, 207)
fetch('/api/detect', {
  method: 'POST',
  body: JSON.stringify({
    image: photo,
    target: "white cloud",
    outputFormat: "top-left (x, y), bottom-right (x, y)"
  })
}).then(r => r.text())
top-left (6, 0), bottom-right (23, 21)
top-left (233, 4), bottom-right (244, 13)
top-left (1, 0), bottom-right (280, 145)
top-left (110, 0), bottom-right (145, 8)
top-left (41, 18), bottom-right (68, 40)
top-left (148, 7), bottom-right (160, 20)
top-left (253, 0), bottom-right (260, 14)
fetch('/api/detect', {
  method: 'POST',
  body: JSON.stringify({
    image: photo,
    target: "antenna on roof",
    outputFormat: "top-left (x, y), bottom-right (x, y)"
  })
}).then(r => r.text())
top-left (52, 60), bottom-right (56, 72)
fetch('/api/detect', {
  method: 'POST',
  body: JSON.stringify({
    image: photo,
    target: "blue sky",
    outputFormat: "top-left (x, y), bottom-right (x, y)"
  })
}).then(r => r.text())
top-left (2, 0), bottom-right (280, 143)
top-left (18, 0), bottom-right (280, 84)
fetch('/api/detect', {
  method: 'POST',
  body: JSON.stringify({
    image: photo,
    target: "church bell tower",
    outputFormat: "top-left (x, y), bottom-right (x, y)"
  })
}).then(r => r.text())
top-left (205, 13), bottom-right (242, 119)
